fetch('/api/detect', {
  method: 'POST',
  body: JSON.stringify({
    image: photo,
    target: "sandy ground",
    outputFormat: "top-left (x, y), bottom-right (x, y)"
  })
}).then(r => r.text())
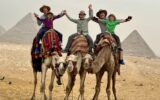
top-left (0, 43), bottom-right (160, 100)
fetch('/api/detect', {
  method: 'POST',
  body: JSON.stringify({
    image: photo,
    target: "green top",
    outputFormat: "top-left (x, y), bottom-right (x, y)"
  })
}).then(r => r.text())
top-left (101, 19), bottom-right (120, 33)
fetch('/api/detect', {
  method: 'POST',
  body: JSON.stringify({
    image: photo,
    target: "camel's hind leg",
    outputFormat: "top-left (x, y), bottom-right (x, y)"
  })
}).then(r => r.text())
top-left (64, 72), bottom-right (76, 100)
top-left (78, 69), bottom-right (87, 100)
top-left (31, 71), bottom-right (37, 100)
top-left (40, 64), bottom-right (48, 100)
top-left (93, 69), bottom-right (104, 100)
top-left (112, 71), bottom-right (117, 100)
top-left (48, 69), bottom-right (56, 100)
top-left (106, 71), bottom-right (113, 100)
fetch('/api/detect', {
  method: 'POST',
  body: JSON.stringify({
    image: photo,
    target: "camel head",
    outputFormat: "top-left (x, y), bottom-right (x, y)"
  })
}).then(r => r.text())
top-left (56, 53), bottom-right (68, 75)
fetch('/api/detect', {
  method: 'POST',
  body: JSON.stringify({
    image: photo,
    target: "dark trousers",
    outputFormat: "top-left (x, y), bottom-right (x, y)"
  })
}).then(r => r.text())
top-left (36, 27), bottom-right (63, 44)
top-left (94, 33), bottom-right (121, 48)
top-left (112, 34), bottom-right (121, 48)
top-left (65, 33), bottom-right (93, 53)
top-left (36, 27), bottom-right (49, 44)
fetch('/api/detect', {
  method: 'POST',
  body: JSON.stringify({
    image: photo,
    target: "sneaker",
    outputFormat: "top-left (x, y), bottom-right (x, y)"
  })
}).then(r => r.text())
top-left (119, 59), bottom-right (125, 65)
top-left (35, 48), bottom-right (40, 54)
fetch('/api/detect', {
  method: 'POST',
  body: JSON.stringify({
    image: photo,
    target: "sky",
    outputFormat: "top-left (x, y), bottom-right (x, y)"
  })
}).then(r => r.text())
top-left (0, 0), bottom-right (160, 56)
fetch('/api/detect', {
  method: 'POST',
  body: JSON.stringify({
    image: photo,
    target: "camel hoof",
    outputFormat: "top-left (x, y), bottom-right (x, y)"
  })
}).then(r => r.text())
top-left (40, 95), bottom-right (47, 100)
top-left (64, 97), bottom-right (68, 100)
top-left (30, 96), bottom-right (36, 100)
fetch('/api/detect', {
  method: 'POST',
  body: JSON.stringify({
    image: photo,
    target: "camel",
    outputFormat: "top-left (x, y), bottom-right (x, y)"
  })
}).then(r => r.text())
top-left (30, 30), bottom-right (67, 100)
top-left (86, 34), bottom-right (117, 100)
top-left (64, 34), bottom-right (92, 100)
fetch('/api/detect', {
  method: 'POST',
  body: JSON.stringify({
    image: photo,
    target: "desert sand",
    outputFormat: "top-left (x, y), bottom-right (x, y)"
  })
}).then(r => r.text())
top-left (0, 43), bottom-right (160, 100)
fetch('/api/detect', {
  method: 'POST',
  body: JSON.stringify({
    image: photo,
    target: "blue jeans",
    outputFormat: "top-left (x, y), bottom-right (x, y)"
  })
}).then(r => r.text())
top-left (36, 27), bottom-right (49, 44)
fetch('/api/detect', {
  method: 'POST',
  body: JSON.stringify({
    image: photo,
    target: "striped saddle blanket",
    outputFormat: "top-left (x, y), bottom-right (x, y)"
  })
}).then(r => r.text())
top-left (41, 29), bottom-right (61, 57)
top-left (69, 34), bottom-right (89, 55)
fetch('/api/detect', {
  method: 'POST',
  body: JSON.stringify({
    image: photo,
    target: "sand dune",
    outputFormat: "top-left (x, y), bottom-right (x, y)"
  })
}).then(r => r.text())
top-left (0, 43), bottom-right (160, 100)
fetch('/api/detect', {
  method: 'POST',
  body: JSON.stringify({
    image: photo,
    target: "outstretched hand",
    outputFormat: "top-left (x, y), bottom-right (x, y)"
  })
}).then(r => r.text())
top-left (34, 13), bottom-right (38, 18)
top-left (126, 16), bottom-right (132, 21)
top-left (63, 10), bottom-right (67, 15)
top-left (88, 4), bottom-right (92, 10)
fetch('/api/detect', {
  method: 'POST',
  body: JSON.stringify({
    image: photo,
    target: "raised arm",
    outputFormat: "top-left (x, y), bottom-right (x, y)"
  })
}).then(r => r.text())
top-left (53, 10), bottom-right (65, 20)
top-left (118, 16), bottom-right (132, 23)
top-left (87, 4), bottom-right (93, 21)
top-left (64, 11), bottom-right (78, 23)
top-left (34, 13), bottom-right (45, 22)
top-left (92, 17), bottom-right (106, 24)
top-left (34, 13), bottom-right (42, 26)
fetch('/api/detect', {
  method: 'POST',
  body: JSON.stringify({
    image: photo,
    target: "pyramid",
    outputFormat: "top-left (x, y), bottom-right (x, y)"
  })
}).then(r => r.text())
top-left (122, 30), bottom-right (157, 58)
top-left (0, 13), bottom-right (39, 44)
top-left (0, 26), bottom-right (6, 35)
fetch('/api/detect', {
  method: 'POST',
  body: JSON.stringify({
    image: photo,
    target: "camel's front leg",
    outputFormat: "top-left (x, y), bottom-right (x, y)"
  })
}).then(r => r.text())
top-left (48, 69), bottom-right (56, 100)
top-left (78, 69), bottom-right (87, 100)
top-left (64, 72), bottom-right (76, 100)
top-left (31, 71), bottom-right (37, 100)
top-left (40, 64), bottom-right (48, 100)
top-left (93, 69), bottom-right (104, 100)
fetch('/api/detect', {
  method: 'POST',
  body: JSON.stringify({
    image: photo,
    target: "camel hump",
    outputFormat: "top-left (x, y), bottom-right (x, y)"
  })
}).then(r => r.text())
top-left (41, 29), bottom-right (61, 57)
top-left (70, 34), bottom-right (89, 54)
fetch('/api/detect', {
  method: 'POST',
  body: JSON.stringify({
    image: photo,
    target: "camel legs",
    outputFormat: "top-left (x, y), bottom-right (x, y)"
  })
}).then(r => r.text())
top-left (92, 69), bottom-right (104, 100)
top-left (112, 71), bottom-right (117, 100)
top-left (40, 64), bottom-right (48, 100)
top-left (48, 69), bottom-right (56, 100)
top-left (31, 71), bottom-right (37, 100)
top-left (78, 69), bottom-right (87, 100)
top-left (64, 72), bottom-right (76, 100)
top-left (106, 71), bottom-right (113, 100)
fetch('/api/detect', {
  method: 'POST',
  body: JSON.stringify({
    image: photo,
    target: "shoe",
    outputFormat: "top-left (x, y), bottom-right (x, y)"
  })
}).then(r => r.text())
top-left (119, 59), bottom-right (125, 65)
top-left (35, 48), bottom-right (40, 54)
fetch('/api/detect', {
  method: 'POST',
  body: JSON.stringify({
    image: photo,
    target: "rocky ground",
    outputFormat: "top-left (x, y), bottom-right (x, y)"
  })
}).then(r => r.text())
top-left (0, 43), bottom-right (160, 100)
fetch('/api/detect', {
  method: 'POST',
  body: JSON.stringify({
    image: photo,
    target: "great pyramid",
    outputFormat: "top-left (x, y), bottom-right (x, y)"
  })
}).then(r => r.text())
top-left (0, 26), bottom-right (6, 35)
top-left (122, 30), bottom-right (157, 58)
top-left (0, 13), bottom-right (39, 44)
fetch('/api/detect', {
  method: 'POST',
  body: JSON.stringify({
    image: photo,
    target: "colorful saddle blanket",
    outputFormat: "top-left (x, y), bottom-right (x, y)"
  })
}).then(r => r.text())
top-left (69, 34), bottom-right (89, 55)
top-left (42, 29), bottom-right (62, 57)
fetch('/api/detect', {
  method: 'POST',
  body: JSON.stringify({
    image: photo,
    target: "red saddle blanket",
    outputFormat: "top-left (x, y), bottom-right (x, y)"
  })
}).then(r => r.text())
top-left (42, 29), bottom-right (61, 56)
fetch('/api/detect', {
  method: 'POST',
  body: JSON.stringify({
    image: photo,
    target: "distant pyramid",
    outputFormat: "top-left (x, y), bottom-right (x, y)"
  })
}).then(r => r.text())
top-left (122, 30), bottom-right (157, 58)
top-left (0, 26), bottom-right (6, 35)
top-left (0, 13), bottom-right (39, 44)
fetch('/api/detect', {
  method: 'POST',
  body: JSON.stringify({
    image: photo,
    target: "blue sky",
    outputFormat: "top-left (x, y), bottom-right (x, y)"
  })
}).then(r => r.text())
top-left (0, 0), bottom-right (160, 56)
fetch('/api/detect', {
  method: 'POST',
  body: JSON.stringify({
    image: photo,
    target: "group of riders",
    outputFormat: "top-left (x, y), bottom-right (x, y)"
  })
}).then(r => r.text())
top-left (31, 4), bottom-right (132, 85)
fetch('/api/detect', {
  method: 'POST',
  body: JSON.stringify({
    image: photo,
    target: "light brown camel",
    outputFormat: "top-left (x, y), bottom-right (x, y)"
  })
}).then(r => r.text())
top-left (64, 34), bottom-right (92, 100)
top-left (87, 35), bottom-right (117, 100)
top-left (30, 29), bottom-right (67, 100)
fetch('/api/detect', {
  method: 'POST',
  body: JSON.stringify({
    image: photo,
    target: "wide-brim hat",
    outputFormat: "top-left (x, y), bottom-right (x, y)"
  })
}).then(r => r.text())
top-left (96, 9), bottom-right (107, 18)
top-left (40, 5), bottom-right (51, 13)
top-left (79, 10), bottom-right (86, 15)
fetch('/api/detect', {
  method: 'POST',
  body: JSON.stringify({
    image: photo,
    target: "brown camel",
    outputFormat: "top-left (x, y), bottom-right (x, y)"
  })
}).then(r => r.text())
top-left (87, 34), bottom-right (117, 100)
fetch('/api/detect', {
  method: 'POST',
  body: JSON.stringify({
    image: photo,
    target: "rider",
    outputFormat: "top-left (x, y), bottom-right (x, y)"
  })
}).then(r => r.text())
top-left (35, 5), bottom-right (65, 50)
top-left (92, 9), bottom-right (108, 46)
top-left (97, 14), bottom-right (132, 65)
top-left (64, 4), bottom-right (94, 55)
